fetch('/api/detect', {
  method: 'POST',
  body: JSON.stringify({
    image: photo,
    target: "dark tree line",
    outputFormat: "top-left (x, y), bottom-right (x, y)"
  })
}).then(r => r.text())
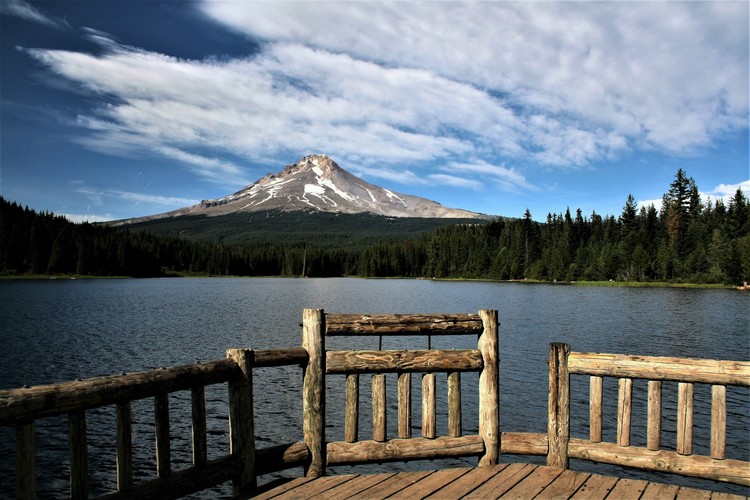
top-left (373, 169), bottom-right (749, 284)
top-left (1, 169), bottom-right (749, 283)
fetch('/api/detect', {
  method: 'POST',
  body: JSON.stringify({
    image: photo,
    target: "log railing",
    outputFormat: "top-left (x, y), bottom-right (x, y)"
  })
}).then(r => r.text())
top-left (0, 348), bottom-right (310, 499)
top-left (3, 310), bottom-right (749, 498)
top-left (302, 309), bottom-right (500, 476)
top-left (547, 343), bottom-right (750, 486)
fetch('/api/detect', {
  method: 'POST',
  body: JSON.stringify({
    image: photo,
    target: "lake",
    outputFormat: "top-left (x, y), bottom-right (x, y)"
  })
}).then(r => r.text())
top-left (0, 278), bottom-right (748, 497)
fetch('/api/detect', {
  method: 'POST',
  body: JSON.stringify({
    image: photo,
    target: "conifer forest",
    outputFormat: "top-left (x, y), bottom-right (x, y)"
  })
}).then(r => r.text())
top-left (1, 170), bottom-right (748, 284)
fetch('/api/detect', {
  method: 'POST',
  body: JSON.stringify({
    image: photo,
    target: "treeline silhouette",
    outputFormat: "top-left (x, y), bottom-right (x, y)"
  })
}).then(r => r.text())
top-left (1, 169), bottom-right (748, 283)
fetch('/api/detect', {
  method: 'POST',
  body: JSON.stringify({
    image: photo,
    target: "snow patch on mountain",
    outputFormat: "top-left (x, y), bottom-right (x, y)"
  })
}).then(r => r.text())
top-left (116, 154), bottom-right (486, 223)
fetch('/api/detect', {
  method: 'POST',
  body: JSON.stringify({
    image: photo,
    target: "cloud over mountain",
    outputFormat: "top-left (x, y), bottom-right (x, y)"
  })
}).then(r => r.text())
top-left (20, 1), bottom-right (746, 197)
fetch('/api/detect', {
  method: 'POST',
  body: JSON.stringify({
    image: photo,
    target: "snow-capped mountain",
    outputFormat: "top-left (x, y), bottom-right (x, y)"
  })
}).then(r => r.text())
top-left (122, 154), bottom-right (485, 222)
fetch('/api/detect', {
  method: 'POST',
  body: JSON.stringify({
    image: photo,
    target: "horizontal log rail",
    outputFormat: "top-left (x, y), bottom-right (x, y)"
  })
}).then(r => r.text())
top-left (326, 349), bottom-right (483, 373)
top-left (548, 343), bottom-right (750, 487)
top-left (326, 435), bottom-right (485, 465)
top-left (255, 441), bottom-right (309, 475)
top-left (0, 360), bottom-right (240, 426)
top-left (2, 347), bottom-right (310, 499)
top-left (0, 348), bottom-right (309, 426)
top-left (568, 352), bottom-right (750, 386)
top-left (500, 431), bottom-right (548, 456)
top-left (325, 313), bottom-right (483, 336)
top-left (569, 439), bottom-right (750, 486)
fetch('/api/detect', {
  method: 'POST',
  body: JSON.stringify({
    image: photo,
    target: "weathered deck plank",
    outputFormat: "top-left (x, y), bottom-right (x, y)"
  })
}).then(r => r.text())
top-left (568, 472), bottom-right (620, 499)
top-left (607, 477), bottom-right (649, 498)
top-left (462, 463), bottom-right (537, 498)
top-left (502, 465), bottom-right (565, 498)
top-left (251, 463), bottom-right (748, 500)
top-left (535, 469), bottom-right (591, 499)
top-left (348, 470), bottom-right (435, 498)
top-left (641, 481), bottom-right (680, 498)
top-left (389, 467), bottom-right (473, 498)
top-left (424, 463), bottom-right (511, 498)
top-left (251, 476), bottom-right (315, 500)
top-left (324, 472), bottom-right (399, 500)
top-left (285, 474), bottom-right (358, 499)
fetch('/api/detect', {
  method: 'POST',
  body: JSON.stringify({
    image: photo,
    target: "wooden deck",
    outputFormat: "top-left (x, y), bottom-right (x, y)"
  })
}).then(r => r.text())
top-left (251, 464), bottom-right (747, 499)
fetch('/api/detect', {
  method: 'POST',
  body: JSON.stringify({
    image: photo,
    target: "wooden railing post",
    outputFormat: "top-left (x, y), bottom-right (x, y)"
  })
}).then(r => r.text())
top-left (154, 393), bottom-right (171, 478)
top-left (68, 411), bottom-right (88, 499)
top-left (711, 384), bottom-right (727, 459)
top-left (478, 309), bottom-right (499, 466)
top-left (302, 308), bottom-right (326, 477)
top-left (448, 372), bottom-right (462, 438)
top-left (372, 374), bottom-right (387, 442)
top-left (16, 422), bottom-right (35, 500)
top-left (116, 402), bottom-right (133, 491)
top-left (397, 373), bottom-right (412, 439)
top-left (548, 342), bottom-right (571, 469)
top-left (344, 374), bottom-right (359, 443)
top-left (421, 373), bottom-right (436, 439)
top-left (617, 378), bottom-right (633, 447)
top-left (677, 382), bottom-right (694, 456)
top-left (647, 380), bottom-right (662, 451)
top-left (191, 386), bottom-right (208, 466)
top-left (227, 348), bottom-right (256, 495)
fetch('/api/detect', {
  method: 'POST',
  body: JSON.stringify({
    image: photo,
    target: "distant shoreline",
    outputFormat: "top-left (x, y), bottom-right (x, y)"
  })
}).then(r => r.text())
top-left (0, 273), bottom-right (740, 290)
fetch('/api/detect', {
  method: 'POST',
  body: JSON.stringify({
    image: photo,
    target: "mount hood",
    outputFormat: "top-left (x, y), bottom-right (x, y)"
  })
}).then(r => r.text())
top-left (122, 155), bottom-right (485, 223)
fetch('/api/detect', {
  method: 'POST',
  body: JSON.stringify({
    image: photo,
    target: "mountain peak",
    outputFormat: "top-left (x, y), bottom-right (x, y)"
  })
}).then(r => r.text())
top-left (284, 154), bottom-right (340, 176)
top-left (117, 155), bottom-right (486, 223)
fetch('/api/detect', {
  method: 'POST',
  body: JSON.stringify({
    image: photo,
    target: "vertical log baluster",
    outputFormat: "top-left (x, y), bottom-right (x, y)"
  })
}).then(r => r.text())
top-left (398, 373), bottom-right (412, 439)
top-left (589, 376), bottom-right (603, 443)
top-left (478, 309), bottom-right (499, 466)
top-left (16, 422), bottom-right (35, 500)
top-left (227, 348), bottom-right (256, 495)
top-left (617, 378), bottom-right (632, 447)
top-left (302, 308), bottom-right (326, 477)
top-left (711, 384), bottom-right (726, 460)
top-left (372, 374), bottom-right (387, 442)
top-left (116, 401), bottom-right (133, 491)
top-left (448, 371), bottom-right (462, 438)
top-left (422, 373), bottom-right (436, 439)
top-left (647, 381), bottom-right (662, 451)
top-left (345, 374), bottom-right (359, 443)
top-left (548, 342), bottom-right (570, 469)
top-left (191, 386), bottom-right (208, 466)
top-left (154, 393), bottom-right (171, 478)
top-left (68, 411), bottom-right (88, 499)
top-left (677, 382), bottom-right (694, 456)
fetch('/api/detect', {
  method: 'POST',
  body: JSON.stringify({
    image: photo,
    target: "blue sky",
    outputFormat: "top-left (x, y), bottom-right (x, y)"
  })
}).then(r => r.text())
top-left (1, 1), bottom-right (748, 222)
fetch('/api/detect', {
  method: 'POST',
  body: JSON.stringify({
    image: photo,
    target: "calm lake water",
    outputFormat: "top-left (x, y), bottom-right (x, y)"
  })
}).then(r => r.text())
top-left (0, 278), bottom-right (748, 497)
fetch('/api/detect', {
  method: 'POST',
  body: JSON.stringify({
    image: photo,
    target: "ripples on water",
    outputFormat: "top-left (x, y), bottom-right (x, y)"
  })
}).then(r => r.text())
top-left (0, 278), bottom-right (748, 497)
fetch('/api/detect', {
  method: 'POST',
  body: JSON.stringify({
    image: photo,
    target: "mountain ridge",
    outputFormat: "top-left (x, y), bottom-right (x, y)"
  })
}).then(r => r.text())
top-left (114, 154), bottom-right (486, 225)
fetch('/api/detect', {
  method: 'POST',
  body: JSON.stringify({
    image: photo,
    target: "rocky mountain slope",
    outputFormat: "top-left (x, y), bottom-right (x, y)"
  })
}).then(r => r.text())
top-left (118, 154), bottom-right (485, 224)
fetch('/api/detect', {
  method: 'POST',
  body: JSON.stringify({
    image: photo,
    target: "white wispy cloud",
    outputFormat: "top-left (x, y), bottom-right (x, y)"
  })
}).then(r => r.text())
top-left (21, 1), bottom-right (748, 196)
top-left (428, 174), bottom-right (482, 190)
top-left (201, 1), bottom-right (747, 154)
top-left (444, 161), bottom-right (537, 192)
top-left (106, 190), bottom-right (198, 207)
top-left (638, 179), bottom-right (750, 212)
top-left (1, 0), bottom-right (68, 29)
top-left (707, 180), bottom-right (750, 200)
top-left (73, 182), bottom-right (198, 219)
